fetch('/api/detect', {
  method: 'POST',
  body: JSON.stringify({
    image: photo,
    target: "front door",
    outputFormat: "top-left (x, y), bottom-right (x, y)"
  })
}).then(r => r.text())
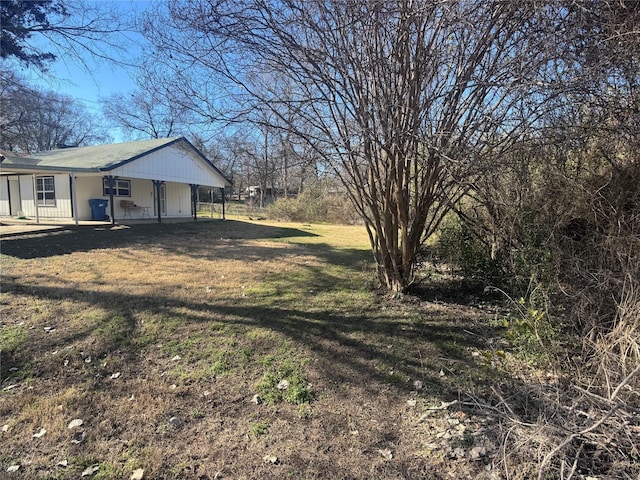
top-left (8, 178), bottom-right (21, 216)
top-left (153, 183), bottom-right (166, 216)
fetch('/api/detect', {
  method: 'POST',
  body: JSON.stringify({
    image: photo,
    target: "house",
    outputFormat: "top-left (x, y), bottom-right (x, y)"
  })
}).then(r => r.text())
top-left (0, 137), bottom-right (231, 224)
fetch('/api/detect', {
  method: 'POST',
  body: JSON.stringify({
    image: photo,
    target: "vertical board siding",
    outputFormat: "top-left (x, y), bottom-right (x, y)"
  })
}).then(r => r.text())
top-left (0, 176), bottom-right (11, 215)
top-left (109, 145), bottom-right (226, 187)
top-left (8, 174), bottom-right (73, 219)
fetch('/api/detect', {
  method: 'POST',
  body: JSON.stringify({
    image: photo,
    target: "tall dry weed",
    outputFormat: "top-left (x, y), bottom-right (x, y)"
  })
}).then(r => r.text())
top-left (490, 164), bottom-right (640, 479)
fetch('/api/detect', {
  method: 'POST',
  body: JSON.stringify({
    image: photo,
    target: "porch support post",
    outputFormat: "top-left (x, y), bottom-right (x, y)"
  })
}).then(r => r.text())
top-left (5, 176), bottom-right (11, 215)
top-left (70, 172), bottom-right (79, 225)
top-left (221, 187), bottom-right (226, 220)
top-left (153, 180), bottom-right (164, 223)
top-left (105, 175), bottom-right (116, 226)
top-left (32, 174), bottom-right (40, 224)
top-left (190, 184), bottom-right (199, 221)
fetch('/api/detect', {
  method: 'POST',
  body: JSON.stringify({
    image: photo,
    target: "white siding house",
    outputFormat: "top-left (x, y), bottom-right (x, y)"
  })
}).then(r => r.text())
top-left (0, 137), bottom-right (231, 224)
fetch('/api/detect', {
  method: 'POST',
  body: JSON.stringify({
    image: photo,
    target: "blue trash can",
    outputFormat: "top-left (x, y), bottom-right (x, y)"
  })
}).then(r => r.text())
top-left (89, 198), bottom-right (109, 221)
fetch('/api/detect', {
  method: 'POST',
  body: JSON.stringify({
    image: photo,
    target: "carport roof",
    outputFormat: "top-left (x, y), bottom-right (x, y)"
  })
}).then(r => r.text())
top-left (0, 137), bottom-right (232, 185)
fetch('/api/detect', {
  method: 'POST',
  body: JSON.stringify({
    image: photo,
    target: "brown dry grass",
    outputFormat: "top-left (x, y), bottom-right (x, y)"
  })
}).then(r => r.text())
top-left (1, 219), bottom-right (503, 479)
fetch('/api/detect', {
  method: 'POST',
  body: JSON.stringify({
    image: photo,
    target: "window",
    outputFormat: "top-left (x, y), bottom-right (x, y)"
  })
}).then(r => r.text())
top-left (103, 178), bottom-right (131, 197)
top-left (36, 176), bottom-right (56, 206)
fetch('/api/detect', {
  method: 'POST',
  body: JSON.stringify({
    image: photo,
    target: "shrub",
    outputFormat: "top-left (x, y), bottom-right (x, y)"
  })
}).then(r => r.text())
top-left (265, 182), bottom-right (360, 224)
top-left (432, 214), bottom-right (503, 283)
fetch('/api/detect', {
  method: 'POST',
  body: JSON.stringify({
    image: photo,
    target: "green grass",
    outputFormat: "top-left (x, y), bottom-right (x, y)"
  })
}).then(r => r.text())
top-left (0, 219), bottom-right (507, 479)
top-left (0, 325), bottom-right (27, 355)
top-left (250, 418), bottom-right (271, 436)
top-left (255, 354), bottom-right (313, 406)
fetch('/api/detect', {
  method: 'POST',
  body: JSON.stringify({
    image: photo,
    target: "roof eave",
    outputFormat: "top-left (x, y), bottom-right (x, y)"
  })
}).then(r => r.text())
top-left (178, 137), bottom-right (234, 186)
top-left (0, 164), bottom-right (103, 174)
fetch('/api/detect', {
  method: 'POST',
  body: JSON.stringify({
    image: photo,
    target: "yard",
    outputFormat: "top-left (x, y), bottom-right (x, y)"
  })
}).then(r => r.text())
top-left (1, 219), bottom-right (508, 479)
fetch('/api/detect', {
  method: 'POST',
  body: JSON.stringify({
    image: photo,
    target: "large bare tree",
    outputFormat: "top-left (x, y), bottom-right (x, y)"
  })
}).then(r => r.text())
top-left (144, 0), bottom-right (558, 292)
top-left (101, 89), bottom-right (192, 140)
top-left (0, 70), bottom-right (109, 152)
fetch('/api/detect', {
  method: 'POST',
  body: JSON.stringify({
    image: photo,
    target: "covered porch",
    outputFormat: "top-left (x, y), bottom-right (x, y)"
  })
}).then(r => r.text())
top-left (1, 173), bottom-right (227, 226)
top-left (0, 137), bottom-right (233, 227)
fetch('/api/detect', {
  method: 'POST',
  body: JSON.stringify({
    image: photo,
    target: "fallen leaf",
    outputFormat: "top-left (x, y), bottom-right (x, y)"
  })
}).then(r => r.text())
top-left (469, 446), bottom-right (486, 460)
top-left (33, 427), bottom-right (47, 438)
top-left (131, 468), bottom-right (145, 480)
top-left (378, 448), bottom-right (393, 460)
top-left (81, 464), bottom-right (100, 477)
top-left (277, 379), bottom-right (290, 390)
top-left (68, 418), bottom-right (84, 429)
top-left (451, 447), bottom-right (465, 459)
top-left (7, 465), bottom-right (20, 473)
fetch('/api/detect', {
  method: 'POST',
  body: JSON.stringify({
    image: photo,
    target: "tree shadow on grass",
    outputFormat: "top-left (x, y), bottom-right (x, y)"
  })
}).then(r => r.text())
top-left (0, 220), bottom-right (319, 260)
top-left (2, 272), bottom-right (501, 402)
top-left (2, 219), bottom-right (505, 403)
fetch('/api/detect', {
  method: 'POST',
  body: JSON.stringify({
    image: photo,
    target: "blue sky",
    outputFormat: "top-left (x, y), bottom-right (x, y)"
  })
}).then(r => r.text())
top-left (22, 1), bottom-right (154, 121)
top-left (27, 55), bottom-right (138, 115)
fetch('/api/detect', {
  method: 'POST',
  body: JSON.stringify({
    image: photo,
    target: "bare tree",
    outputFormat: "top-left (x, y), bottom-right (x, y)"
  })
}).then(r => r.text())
top-left (455, 0), bottom-right (640, 279)
top-left (0, 70), bottom-right (109, 152)
top-left (101, 89), bottom-right (193, 140)
top-left (144, 0), bottom-right (560, 292)
top-left (1, 0), bottom-right (135, 72)
top-left (276, 128), bottom-right (320, 197)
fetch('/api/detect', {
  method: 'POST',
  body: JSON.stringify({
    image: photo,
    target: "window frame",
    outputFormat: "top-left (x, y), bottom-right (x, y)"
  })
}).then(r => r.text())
top-left (36, 175), bottom-right (56, 207)
top-left (103, 178), bottom-right (131, 197)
